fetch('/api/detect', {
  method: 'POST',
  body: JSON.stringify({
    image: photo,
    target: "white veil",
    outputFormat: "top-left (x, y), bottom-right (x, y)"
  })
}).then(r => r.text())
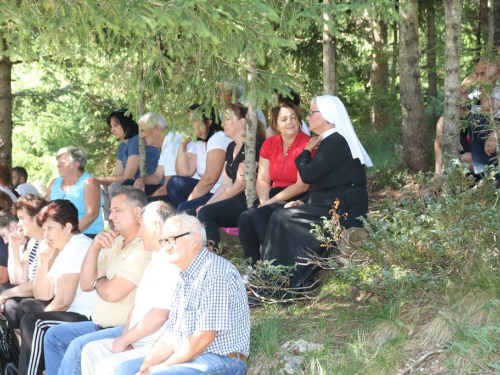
top-left (316, 95), bottom-right (373, 167)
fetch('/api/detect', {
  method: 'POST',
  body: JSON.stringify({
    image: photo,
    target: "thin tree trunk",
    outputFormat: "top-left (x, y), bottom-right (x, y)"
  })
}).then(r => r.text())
top-left (245, 52), bottom-right (258, 207)
top-left (399, 0), bottom-right (431, 171)
top-left (426, 2), bottom-right (438, 99)
top-left (475, 0), bottom-right (482, 58)
top-left (392, 22), bottom-right (398, 94)
top-left (487, 0), bottom-right (494, 46)
top-left (0, 34), bottom-right (12, 167)
top-left (137, 59), bottom-right (147, 178)
top-left (479, 0), bottom-right (489, 46)
top-left (370, 18), bottom-right (389, 129)
top-left (441, 0), bottom-right (462, 167)
top-left (322, 0), bottom-right (336, 95)
top-left (493, 0), bottom-right (500, 48)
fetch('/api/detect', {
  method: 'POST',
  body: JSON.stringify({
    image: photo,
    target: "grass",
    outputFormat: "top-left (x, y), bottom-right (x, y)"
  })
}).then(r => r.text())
top-left (214, 123), bottom-right (500, 374)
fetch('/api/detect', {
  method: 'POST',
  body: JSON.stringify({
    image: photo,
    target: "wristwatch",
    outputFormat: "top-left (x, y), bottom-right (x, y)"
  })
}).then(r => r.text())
top-left (93, 277), bottom-right (105, 290)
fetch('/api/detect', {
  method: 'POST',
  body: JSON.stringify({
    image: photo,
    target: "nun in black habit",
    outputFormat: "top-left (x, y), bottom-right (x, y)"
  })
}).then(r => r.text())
top-left (260, 95), bottom-right (373, 293)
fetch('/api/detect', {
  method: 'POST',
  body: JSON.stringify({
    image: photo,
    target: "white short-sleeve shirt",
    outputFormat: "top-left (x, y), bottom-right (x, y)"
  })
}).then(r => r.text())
top-left (16, 183), bottom-right (41, 197)
top-left (187, 131), bottom-right (232, 193)
top-left (158, 131), bottom-right (182, 177)
top-left (48, 233), bottom-right (97, 318)
top-left (130, 249), bottom-right (179, 346)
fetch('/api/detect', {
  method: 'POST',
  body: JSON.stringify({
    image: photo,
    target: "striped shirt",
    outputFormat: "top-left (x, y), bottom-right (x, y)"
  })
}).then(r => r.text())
top-left (27, 240), bottom-right (38, 281)
top-left (166, 248), bottom-right (251, 357)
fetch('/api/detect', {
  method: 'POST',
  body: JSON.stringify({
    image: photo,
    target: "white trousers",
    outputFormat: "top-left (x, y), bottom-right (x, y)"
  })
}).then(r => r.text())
top-left (81, 338), bottom-right (151, 375)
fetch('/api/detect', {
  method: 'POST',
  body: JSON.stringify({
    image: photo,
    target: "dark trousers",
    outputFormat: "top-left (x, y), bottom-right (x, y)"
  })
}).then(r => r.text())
top-left (16, 298), bottom-right (52, 329)
top-left (197, 193), bottom-right (248, 248)
top-left (0, 290), bottom-right (50, 330)
top-left (122, 179), bottom-right (162, 196)
top-left (167, 176), bottom-right (213, 214)
top-left (18, 305), bottom-right (88, 375)
top-left (237, 187), bottom-right (295, 265)
top-left (238, 201), bottom-right (287, 265)
top-left (1, 283), bottom-right (32, 329)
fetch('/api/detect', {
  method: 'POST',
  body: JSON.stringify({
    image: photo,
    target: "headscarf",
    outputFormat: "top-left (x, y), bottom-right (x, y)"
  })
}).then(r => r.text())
top-left (316, 95), bottom-right (373, 167)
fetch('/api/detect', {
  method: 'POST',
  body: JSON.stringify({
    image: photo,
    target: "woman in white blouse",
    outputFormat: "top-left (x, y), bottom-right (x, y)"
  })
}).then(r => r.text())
top-left (167, 104), bottom-right (232, 214)
top-left (17, 199), bottom-right (96, 375)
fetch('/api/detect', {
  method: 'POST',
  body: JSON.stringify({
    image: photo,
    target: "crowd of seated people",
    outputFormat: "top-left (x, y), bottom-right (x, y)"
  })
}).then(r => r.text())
top-left (0, 87), bottom-right (380, 374)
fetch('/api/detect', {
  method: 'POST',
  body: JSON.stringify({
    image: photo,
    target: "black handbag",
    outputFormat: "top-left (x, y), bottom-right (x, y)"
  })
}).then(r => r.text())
top-left (0, 318), bottom-right (19, 375)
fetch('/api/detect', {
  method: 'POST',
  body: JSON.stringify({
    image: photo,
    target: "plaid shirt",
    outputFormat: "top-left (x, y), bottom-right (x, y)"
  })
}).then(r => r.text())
top-left (166, 248), bottom-right (250, 357)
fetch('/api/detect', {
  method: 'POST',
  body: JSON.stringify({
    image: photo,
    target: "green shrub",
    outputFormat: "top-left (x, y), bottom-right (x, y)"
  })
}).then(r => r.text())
top-left (314, 165), bottom-right (500, 297)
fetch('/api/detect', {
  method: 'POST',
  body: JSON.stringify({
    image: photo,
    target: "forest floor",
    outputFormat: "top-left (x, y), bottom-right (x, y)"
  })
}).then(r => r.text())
top-left (219, 179), bottom-right (500, 375)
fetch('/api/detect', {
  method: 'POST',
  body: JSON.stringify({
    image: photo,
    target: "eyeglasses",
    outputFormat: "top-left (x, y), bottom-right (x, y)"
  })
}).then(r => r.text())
top-left (159, 232), bottom-right (191, 246)
top-left (308, 110), bottom-right (320, 116)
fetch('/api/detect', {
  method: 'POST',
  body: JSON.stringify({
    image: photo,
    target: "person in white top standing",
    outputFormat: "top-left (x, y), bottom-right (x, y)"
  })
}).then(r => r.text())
top-left (12, 167), bottom-right (41, 197)
top-left (132, 112), bottom-right (182, 202)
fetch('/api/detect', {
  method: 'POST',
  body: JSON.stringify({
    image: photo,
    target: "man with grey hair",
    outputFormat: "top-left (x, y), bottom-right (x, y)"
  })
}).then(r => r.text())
top-left (43, 186), bottom-right (152, 375)
top-left (112, 214), bottom-right (250, 375)
top-left (131, 112), bottom-right (181, 202)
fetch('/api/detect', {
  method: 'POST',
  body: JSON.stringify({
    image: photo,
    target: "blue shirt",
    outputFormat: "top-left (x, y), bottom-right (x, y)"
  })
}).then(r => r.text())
top-left (117, 135), bottom-right (160, 179)
top-left (50, 172), bottom-right (105, 235)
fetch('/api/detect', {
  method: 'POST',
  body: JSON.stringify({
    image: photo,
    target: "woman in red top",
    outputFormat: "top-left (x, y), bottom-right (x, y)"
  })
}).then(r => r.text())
top-left (239, 101), bottom-right (310, 265)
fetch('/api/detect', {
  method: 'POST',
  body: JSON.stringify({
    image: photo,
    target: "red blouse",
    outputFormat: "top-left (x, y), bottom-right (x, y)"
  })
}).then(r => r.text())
top-left (260, 131), bottom-right (310, 188)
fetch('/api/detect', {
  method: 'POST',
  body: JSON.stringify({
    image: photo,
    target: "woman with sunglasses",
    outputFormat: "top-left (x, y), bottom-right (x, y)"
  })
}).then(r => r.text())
top-left (238, 101), bottom-right (310, 265)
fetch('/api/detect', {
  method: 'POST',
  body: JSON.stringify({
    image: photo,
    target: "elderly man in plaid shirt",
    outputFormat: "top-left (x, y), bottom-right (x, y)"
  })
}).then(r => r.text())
top-left (111, 214), bottom-right (250, 375)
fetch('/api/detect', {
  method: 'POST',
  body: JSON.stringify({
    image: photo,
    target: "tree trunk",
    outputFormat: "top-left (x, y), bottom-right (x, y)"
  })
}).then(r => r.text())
top-left (0, 34), bottom-right (12, 167)
top-left (245, 52), bottom-right (258, 207)
top-left (137, 60), bottom-right (147, 178)
top-left (493, 0), bottom-right (500, 48)
top-left (479, 0), bottom-right (490, 46)
top-left (441, 0), bottom-right (462, 168)
top-left (391, 21), bottom-right (398, 94)
top-left (369, 18), bottom-right (389, 129)
top-left (322, 0), bottom-right (336, 95)
top-left (426, 2), bottom-right (438, 99)
top-left (399, 0), bottom-right (431, 171)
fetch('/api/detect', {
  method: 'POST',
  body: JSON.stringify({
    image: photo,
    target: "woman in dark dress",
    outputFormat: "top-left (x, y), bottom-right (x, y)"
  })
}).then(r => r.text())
top-left (261, 95), bottom-right (372, 293)
top-left (196, 104), bottom-right (265, 248)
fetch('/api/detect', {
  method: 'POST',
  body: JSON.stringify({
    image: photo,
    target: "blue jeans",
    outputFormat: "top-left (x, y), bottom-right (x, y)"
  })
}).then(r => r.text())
top-left (166, 176), bottom-right (213, 214)
top-left (115, 353), bottom-right (246, 375)
top-left (44, 321), bottom-right (124, 375)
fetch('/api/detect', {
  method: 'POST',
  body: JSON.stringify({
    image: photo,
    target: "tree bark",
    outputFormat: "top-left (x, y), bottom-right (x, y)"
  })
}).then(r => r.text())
top-left (137, 59), bottom-right (147, 178)
top-left (479, 0), bottom-right (490, 46)
top-left (322, 0), bottom-right (336, 95)
top-left (426, 2), bottom-right (438, 99)
top-left (369, 18), bottom-right (389, 129)
top-left (0, 34), bottom-right (12, 167)
top-left (399, 0), bottom-right (431, 171)
top-left (441, 0), bottom-right (462, 167)
top-left (392, 21), bottom-right (398, 94)
top-left (493, 0), bottom-right (500, 48)
top-left (245, 52), bottom-right (258, 207)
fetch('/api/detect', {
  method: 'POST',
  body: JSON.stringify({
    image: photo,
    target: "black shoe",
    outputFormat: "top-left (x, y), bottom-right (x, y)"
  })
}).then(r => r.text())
top-left (248, 295), bottom-right (260, 307)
